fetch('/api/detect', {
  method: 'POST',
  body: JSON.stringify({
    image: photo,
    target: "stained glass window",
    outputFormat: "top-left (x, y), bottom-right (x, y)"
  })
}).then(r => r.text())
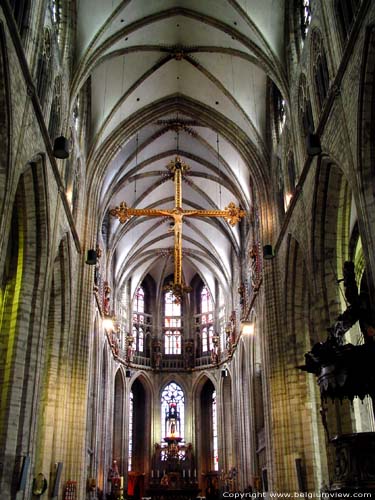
top-left (164, 291), bottom-right (181, 354)
top-left (161, 382), bottom-right (185, 440)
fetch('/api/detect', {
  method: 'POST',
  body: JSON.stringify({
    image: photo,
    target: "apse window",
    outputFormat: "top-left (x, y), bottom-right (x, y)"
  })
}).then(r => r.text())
top-left (164, 291), bottom-right (182, 355)
top-left (161, 382), bottom-right (185, 440)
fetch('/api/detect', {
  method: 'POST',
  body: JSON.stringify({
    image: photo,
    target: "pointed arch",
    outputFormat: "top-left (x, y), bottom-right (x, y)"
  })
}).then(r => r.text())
top-left (113, 368), bottom-right (126, 474)
top-left (9, 0), bottom-right (32, 40)
top-left (237, 336), bottom-right (253, 488)
top-left (193, 374), bottom-right (218, 490)
top-left (283, 234), bottom-right (327, 491)
top-left (0, 157), bottom-right (50, 496)
top-left (86, 312), bottom-right (101, 484)
top-left (311, 158), bottom-right (352, 326)
top-left (358, 24), bottom-right (375, 300)
top-left (310, 28), bottom-right (330, 114)
top-left (98, 344), bottom-right (109, 492)
top-left (129, 375), bottom-right (152, 476)
top-left (0, 23), bottom-right (11, 226)
top-left (311, 157), bottom-right (375, 436)
top-left (220, 370), bottom-right (234, 474)
top-left (34, 235), bottom-right (72, 491)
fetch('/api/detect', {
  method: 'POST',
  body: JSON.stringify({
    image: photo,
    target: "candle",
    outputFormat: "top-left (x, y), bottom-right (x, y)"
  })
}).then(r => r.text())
top-left (157, 470), bottom-right (159, 478)
top-left (188, 470), bottom-right (191, 477)
top-left (151, 470), bottom-right (154, 478)
top-left (183, 470), bottom-right (185, 478)
top-left (194, 469), bottom-right (197, 477)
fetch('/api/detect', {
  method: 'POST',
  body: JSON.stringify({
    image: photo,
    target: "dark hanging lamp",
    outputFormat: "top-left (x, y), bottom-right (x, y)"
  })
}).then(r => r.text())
top-left (53, 136), bottom-right (70, 159)
top-left (263, 244), bottom-right (274, 260)
top-left (85, 249), bottom-right (97, 265)
top-left (306, 132), bottom-right (321, 156)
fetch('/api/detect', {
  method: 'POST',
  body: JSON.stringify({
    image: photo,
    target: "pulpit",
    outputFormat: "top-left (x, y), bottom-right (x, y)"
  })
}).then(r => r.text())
top-left (300, 262), bottom-right (375, 494)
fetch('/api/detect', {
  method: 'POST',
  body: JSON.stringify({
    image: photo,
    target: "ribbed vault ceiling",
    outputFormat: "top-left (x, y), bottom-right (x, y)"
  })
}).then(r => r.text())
top-left (75, 0), bottom-right (286, 298)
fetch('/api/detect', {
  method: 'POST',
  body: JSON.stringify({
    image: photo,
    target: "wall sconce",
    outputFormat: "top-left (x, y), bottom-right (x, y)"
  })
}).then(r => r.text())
top-left (86, 249), bottom-right (97, 265)
top-left (241, 321), bottom-right (255, 336)
top-left (221, 368), bottom-right (228, 378)
top-left (306, 132), bottom-right (321, 156)
top-left (263, 245), bottom-right (274, 260)
top-left (126, 369), bottom-right (131, 378)
top-left (53, 136), bottom-right (70, 159)
top-left (103, 317), bottom-right (114, 332)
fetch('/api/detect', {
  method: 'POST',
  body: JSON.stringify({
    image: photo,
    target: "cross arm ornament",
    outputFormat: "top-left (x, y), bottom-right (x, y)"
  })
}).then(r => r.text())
top-left (109, 157), bottom-right (246, 302)
top-left (183, 202), bottom-right (246, 226)
top-left (110, 202), bottom-right (245, 226)
top-left (109, 202), bottom-right (179, 223)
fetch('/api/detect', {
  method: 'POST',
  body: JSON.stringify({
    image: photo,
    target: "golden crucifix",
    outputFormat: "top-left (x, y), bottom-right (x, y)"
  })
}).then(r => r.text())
top-left (110, 156), bottom-right (245, 302)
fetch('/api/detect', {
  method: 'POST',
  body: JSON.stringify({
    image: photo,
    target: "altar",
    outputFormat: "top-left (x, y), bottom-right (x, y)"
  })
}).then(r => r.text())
top-left (146, 485), bottom-right (200, 500)
top-left (147, 396), bottom-right (200, 500)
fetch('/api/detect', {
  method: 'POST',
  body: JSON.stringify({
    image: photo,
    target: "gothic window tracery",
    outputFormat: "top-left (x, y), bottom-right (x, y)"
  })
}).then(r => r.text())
top-left (298, 73), bottom-right (314, 137)
top-left (35, 28), bottom-right (52, 108)
top-left (311, 29), bottom-right (330, 112)
top-left (335, 0), bottom-right (361, 42)
top-left (161, 382), bottom-right (185, 440)
top-left (48, 75), bottom-right (61, 141)
top-left (10, 0), bottom-right (30, 39)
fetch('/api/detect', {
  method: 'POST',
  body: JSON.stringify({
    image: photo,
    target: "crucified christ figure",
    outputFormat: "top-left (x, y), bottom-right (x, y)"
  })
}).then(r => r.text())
top-left (110, 156), bottom-right (245, 301)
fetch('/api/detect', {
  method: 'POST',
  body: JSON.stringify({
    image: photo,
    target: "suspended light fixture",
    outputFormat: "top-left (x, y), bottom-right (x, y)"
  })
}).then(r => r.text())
top-left (263, 244), bottom-right (274, 260)
top-left (53, 136), bottom-right (70, 159)
top-left (306, 132), bottom-right (321, 156)
top-left (86, 249), bottom-right (97, 265)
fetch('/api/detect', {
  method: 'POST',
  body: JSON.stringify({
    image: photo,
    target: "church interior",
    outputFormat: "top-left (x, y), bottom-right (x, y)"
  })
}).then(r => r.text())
top-left (1, 0), bottom-right (375, 498)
